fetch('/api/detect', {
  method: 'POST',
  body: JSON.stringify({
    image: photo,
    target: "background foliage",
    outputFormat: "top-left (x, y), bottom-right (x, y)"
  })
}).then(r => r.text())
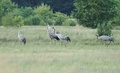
top-left (72, 0), bottom-right (118, 36)
top-left (0, 0), bottom-right (120, 29)
top-left (11, 0), bottom-right (74, 15)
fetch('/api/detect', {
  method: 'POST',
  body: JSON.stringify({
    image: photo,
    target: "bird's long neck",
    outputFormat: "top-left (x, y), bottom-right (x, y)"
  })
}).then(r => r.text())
top-left (18, 30), bottom-right (21, 36)
top-left (47, 25), bottom-right (51, 33)
top-left (53, 27), bottom-right (56, 34)
top-left (18, 26), bottom-right (21, 35)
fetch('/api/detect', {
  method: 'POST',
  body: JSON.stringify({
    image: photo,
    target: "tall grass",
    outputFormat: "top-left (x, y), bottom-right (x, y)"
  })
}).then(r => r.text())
top-left (0, 26), bottom-right (120, 73)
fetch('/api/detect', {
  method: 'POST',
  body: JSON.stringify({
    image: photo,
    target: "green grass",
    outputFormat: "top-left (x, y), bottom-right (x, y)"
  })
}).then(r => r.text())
top-left (0, 26), bottom-right (120, 73)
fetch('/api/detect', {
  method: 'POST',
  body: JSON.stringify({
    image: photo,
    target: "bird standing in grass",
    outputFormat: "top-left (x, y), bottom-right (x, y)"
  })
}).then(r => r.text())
top-left (18, 29), bottom-right (26, 45)
top-left (47, 24), bottom-right (60, 41)
top-left (52, 27), bottom-right (71, 42)
top-left (96, 34), bottom-right (114, 45)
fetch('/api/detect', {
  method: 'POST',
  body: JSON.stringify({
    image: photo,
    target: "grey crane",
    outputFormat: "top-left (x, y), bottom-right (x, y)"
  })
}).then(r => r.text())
top-left (52, 27), bottom-right (71, 42)
top-left (18, 29), bottom-right (26, 45)
top-left (47, 25), bottom-right (60, 41)
top-left (96, 34), bottom-right (114, 45)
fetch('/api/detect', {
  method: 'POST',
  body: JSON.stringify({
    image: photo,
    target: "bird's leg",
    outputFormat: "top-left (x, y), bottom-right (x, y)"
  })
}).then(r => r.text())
top-left (105, 41), bottom-right (109, 47)
top-left (60, 41), bottom-right (62, 46)
top-left (51, 39), bottom-right (54, 45)
top-left (65, 41), bottom-right (68, 47)
top-left (100, 40), bottom-right (103, 45)
top-left (65, 40), bottom-right (69, 47)
top-left (53, 39), bottom-right (57, 45)
top-left (104, 41), bottom-right (107, 46)
top-left (108, 41), bottom-right (111, 45)
top-left (60, 41), bottom-right (63, 46)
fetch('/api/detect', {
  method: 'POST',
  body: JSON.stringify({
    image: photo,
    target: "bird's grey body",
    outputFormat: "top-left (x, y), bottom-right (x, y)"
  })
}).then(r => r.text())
top-left (47, 25), bottom-right (60, 40)
top-left (96, 34), bottom-right (114, 45)
top-left (18, 30), bottom-right (26, 45)
top-left (52, 27), bottom-right (71, 42)
top-left (98, 35), bottom-right (114, 42)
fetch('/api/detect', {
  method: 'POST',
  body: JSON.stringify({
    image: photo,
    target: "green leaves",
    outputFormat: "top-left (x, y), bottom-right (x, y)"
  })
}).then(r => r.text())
top-left (73, 0), bottom-right (118, 35)
top-left (1, 0), bottom-right (17, 15)
top-left (73, 0), bottom-right (117, 28)
top-left (97, 22), bottom-right (112, 36)
top-left (13, 15), bottom-right (24, 26)
top-left (33, 3), bottom-right (53, 18)
top-left (0, 0), bottom-right (75, 26)
top-left (2, 12), bottom-right (24, 27)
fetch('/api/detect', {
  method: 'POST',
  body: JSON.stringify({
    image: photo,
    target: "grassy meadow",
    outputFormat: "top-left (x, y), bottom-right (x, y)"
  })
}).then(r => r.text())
top-left (0, 26), bottom-right (120, 73)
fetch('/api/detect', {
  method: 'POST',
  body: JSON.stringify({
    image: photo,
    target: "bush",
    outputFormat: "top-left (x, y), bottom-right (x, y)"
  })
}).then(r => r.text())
top-left (13, 15), bottom-right (24, 26)
top-left (21, 7), bottom-right (33, 18)
top-left (39, 20), bottom-right (46, 25)
top-left (62, 19), bottom-right (77, 26)
top-left (54, 12), bottom-right (69, 25)
top-left (24, 15), bottom-right (40, 25)
top-left (24, 17), bottom-right (33, 25)
top-left (2, 12), bottom-right (23, 26)
top-left (33, 3), bottom-right (54, 24)
top-left (2, 12), bottom-right (14, 26)
top-left (31, 15), bottom-right (40, 25)
top-left (46, 19), bottom-right (55, 25)
top-left (97, 22), bottom-right (112, 36)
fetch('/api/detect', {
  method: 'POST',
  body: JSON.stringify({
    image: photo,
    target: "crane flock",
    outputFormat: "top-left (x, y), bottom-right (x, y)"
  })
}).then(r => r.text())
top-left (16, 24), bottom-right (115, 46)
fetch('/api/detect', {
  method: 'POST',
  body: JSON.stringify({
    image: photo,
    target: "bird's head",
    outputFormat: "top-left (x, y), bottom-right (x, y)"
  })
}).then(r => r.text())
top-left (66, 37), bottom-right (71, 42)
top-left (52, 27), bottom-right (59, 34)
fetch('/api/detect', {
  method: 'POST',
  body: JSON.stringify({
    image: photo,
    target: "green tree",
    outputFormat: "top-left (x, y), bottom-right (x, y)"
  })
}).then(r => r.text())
top-left (73, 0), bottom-right (117, 35)
top-left (2, 12), bottom-right (23, 27)
top-left (13, 15), bottom-right (24, 26)
top-left (113, 0), bottom-right (120, 25)
top-left (0, 0), bottom-right (3, 25)
top-left (24, 15), bottom-right (40, 25)
top-left (62, 19), bottom-right (77, 26)
top-left (20, 7), bottom-right (33, 18)
top-left (54, 12), bottom-right (69, 25)
top-left (1, 0), bottom-right (17, 15)
top-left (33, 3), bottom-right (54, 25)
top-left (11, 0), bottom-right (74, 15)
top-left (0, 0), bottom-right (17, 26)
top-left (2, 12), bottom-right (14, 26)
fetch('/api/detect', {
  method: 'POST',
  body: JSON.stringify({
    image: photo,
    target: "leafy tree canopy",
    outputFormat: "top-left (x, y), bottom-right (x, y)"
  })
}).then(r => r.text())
top-left (11, 0), bottom-right (74, 15)
top-left (72, 0), bottom-right (117, 28)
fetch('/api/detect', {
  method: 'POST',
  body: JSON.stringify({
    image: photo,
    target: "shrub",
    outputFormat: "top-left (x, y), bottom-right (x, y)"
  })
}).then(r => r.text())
top-left (24, 15), bottom-right (40, 25)
top-left (2, 12), bottom-right (23, 26)
top-left (54, 12), bottom-right (69, 25)
top-left (40, 20), bottom-right (46, 25)
top-left (97, 22), bottom-right (112, 36)
top-left (31, 15), bottom-right (40, 25)
top-left (2, 12), bottom-right (14, 26)
top-left (62, 19), bottom-right (77, 26)
top-left (13, 15), bottom-right (24, 26)
top-left (21, 7), bottom-right (33, 18)
top-left (33, 3), bottom-right (54, 24)
top-left (24, 17), bottom-right (33, 25)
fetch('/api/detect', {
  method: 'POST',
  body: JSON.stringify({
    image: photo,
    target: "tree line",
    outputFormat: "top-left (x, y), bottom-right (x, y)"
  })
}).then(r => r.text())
top-left (0, 0), bottom-right (120, 35)
top-left (0, 0), bottom-right (77, 26)
top-left (11, 0), bottom-right (75, 15)
top-left (72, 0), bottom-right (120, 36)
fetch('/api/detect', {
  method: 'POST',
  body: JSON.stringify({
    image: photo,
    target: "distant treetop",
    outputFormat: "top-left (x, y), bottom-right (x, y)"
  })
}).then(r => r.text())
top-left (11, 0), bottom-right (75, 15)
